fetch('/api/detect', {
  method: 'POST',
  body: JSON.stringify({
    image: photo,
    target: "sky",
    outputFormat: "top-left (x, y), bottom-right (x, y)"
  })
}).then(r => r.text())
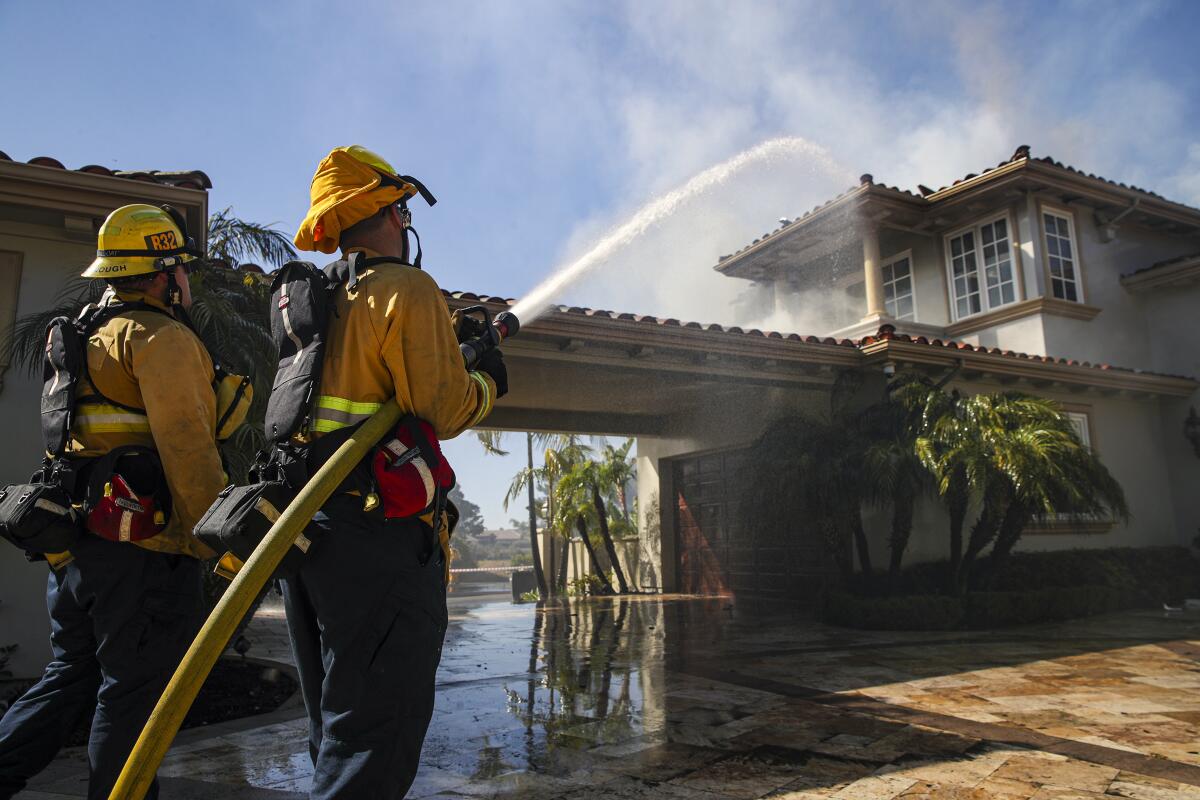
top-left (2, 0), bottom-right (1198, 527)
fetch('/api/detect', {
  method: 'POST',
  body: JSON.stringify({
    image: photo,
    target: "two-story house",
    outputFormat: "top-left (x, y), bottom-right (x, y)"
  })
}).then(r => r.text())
top-left (696, 145), bottom-right (1200, 580)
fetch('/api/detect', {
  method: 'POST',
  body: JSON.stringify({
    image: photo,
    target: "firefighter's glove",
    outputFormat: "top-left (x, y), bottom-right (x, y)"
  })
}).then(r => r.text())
top-left (451, 309), bottom-right (487, 344)
top-left (477, 348), bottom-right (508, 399)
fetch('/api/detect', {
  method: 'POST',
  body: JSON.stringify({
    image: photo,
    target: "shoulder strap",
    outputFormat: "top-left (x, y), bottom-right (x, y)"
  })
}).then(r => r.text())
top-left (76, 301), bottom-right (174, 413)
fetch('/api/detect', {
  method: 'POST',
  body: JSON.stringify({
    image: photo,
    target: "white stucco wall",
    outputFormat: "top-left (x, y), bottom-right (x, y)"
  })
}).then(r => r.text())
top-left (0, 222), bottom-right (95, 679)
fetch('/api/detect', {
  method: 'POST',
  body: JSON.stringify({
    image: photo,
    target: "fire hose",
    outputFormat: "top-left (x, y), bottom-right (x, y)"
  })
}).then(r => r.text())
top-left (109, 309), bottom-right (517, 800)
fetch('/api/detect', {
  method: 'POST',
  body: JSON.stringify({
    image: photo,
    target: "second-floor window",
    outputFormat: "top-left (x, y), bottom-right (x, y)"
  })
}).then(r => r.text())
top-left (1043, 210), bottom-right (1082, 302)
top-left (882, 253), bottom-right (915, 320)
top-left (947, 216), bottom-right (1017, 320)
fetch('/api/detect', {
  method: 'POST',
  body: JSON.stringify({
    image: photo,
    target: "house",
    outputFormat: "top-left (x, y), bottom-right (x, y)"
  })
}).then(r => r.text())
top-left (1, 144), bottom-right (1196, 676)
top-left (690, 144), bottom-right (1200, 593)
top-left (0, 153), bottom-right (210, 678)
top-left (463, 146), bottom-right (1200, 602)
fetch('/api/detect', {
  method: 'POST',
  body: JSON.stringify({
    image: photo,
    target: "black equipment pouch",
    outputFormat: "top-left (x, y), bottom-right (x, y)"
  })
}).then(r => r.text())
top-left (194, 478), bottom-right (311, 580)
top-left (0, 461), bottom-right (83, 554)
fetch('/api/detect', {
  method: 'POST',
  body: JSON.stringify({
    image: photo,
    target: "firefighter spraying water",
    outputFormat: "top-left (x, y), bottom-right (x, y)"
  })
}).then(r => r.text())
top-left (106, 136), bottom-right (831, 799)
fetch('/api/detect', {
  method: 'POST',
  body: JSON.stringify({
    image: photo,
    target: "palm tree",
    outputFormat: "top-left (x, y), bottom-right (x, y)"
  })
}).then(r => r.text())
top-left (859, 396), bottom-right (926, 577)
top-left (483, 431), bottom-right (594, 596)
top-left (600, 440), bottom-right (636, 523)
top-left (922, 392), bottom-right (1128, 594)
top-left (553, 466), bottom-right (615, 595)
top-left (205, 206), bottom-right (297, 270)
top-left (557, 456), bottom-right (630, 594)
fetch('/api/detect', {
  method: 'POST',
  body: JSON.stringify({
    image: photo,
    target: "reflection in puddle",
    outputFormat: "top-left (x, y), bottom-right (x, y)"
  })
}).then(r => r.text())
top-left (506, 600), bottom-right (649, 753)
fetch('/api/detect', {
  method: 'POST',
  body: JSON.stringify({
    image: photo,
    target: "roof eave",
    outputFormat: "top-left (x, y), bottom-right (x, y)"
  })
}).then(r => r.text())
top-left (714, 184), bottom-right (869, 278)
top-left (861, 338), bottom-right (1197, 397)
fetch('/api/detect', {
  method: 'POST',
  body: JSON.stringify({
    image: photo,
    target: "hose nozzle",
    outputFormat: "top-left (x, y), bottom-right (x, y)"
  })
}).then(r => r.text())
top-left (459, 307), bottom-right (520, 370)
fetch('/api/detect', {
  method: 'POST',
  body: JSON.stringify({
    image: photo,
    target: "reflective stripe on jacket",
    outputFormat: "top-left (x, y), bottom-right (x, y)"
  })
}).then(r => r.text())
top-left (300, 247), bottom-right (496, 442)
top-left (67, 289), bottom-right (225, 559)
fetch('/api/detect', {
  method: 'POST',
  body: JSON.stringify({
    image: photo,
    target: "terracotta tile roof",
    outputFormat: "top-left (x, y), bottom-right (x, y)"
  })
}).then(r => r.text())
top-left (440, 292), bottom-right (1192, 381)
top-left (1122, 250), bottom-right (1200, 279)
top-left (718, 145), bottom-right (1200, 265)
top-left (0, 150), bottom-right (212, 190)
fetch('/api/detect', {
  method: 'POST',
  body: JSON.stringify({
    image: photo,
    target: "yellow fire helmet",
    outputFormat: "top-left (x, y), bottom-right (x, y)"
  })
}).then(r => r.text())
top-left (82, 204), bottom-right (198, 279)
top-left (294, 145), bottom-right (436, 255)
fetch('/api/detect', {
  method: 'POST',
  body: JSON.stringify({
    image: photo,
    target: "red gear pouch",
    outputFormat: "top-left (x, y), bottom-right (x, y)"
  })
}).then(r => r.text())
top-left (371, 418), bottom-right (455, 519)
top-left (87, 473), bottom-right (167, 542)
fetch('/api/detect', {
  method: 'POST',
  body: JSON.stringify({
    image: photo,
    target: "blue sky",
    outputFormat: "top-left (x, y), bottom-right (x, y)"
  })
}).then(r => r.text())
top-left (2, 0), bottom-right (1198, 526)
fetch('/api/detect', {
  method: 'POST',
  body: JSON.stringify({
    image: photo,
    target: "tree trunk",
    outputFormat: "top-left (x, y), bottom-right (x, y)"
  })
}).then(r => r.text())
top-left (592, 483), bottom-right (630, 594)
top-left (527, 433), bottom-right (547, 597)
top-left (823, 517), bottom-right (853, 582)
top-left (557, 535), bottom-right (570, 592)
top-left (946, 477), bottom-right (967, 594)
top-left (575, 515), bottom-right (615, 595)
top-left (987, 502), bottom-right (1031, 583)
top-left (546, 465), bottom-right (558, 596)
top-left (956, 497), bottom-right (1002, 595)
top-left (887, 486), bottom-right (915, 577)
top-left (851, 512), bottom-right (873, 576)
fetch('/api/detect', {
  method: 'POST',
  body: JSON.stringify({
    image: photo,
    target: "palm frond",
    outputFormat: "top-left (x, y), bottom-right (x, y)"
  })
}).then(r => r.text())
top-left (206, 206), bottom-right (297, 269)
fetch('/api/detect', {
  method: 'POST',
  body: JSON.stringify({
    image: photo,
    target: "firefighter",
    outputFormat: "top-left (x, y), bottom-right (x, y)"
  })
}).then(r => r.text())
top-left (284, 146), bottom-right (505, 798)
top-left (0, 205), bottom-right (227, 800)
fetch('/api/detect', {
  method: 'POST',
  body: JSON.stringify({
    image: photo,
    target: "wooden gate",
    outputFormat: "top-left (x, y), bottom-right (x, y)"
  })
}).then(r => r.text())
top-left (673, 448), bottom-right (828, 603)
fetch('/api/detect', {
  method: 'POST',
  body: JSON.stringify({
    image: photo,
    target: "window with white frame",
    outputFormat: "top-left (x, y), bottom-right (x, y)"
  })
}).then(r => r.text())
top-left (1043, 210), bottom-right (1082, 302)
top-left (1065, 411), bottom-right (1091, 449)
top-left (947, 216), bottom-right (1017, 320)
top-left (881, 254), bottom-right (915, 320)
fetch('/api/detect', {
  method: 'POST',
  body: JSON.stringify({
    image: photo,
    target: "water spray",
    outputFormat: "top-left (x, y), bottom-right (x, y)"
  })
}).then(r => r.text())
top-left (509, 136), bottom-right (849, 325)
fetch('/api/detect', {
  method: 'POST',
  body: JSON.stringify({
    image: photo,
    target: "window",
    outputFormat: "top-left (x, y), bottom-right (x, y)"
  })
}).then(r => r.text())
top-left (1065, 411), bottom-right (1091, 449)
top-left (947, 216), bottom-right (1017, 320)
top-left (881, 253), bottom-right (915, 320)
top-left (1043, 210), bottom-right (1082, 302)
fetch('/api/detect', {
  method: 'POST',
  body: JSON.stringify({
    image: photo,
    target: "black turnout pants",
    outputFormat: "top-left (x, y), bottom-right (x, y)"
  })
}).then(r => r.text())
top-left (0, 537), bottom-right (202, 800)
top-left (281, 496), bottom-right (448, 800)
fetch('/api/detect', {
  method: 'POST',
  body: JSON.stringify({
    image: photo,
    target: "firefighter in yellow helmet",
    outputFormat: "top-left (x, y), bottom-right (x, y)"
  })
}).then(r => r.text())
top-left (0, 204), bottom-right (231, 800)
top-left (283, 146), bottom-right (504, 798)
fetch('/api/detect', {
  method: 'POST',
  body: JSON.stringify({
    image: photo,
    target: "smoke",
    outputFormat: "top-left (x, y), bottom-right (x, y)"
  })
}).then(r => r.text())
top-left (512, 137), bottom-right (853, 325)
top-left (531, 0), bottom-right (1195, 334)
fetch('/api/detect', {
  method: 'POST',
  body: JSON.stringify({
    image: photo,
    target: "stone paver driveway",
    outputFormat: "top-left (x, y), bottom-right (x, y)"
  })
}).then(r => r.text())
top-left (16, 592), bottom-right (1200, 799)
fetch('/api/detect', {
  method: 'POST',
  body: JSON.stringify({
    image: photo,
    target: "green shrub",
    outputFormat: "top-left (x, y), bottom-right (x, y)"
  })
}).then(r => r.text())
top-left (824, 591), bottom-right (963, 630)
top-left (825, 546), bottom-right (1200, 631)
top-left (963, 585), bottom-right (1134, 628)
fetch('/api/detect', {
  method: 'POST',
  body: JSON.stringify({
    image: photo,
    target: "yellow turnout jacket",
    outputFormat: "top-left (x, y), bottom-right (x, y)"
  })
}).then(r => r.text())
top-left (301, 247), bottom-right (496, 444)
top-left (64, 289), bottom-right (225, 559)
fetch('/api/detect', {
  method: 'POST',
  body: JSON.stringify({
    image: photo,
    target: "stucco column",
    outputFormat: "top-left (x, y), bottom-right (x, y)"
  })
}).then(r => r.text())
top-left (862, 223), bottom-right (885, 317)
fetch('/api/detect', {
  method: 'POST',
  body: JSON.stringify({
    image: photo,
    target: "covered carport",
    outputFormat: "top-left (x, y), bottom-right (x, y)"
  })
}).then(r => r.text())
top-left (444, 292), bottom-right (861, 600)
top-left (441, 296), bottom-right (1200, 604)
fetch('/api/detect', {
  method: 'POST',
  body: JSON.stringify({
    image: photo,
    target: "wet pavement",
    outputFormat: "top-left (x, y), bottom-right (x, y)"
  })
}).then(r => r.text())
top-left (15, 591), bottom-right (1200, 799)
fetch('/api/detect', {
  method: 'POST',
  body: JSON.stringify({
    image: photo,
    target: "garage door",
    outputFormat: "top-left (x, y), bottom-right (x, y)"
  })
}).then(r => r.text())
top-left (673, 448), bottom-right (828, 603)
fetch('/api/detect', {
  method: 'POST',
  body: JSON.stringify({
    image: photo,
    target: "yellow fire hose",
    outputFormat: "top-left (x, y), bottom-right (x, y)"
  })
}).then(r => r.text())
top-left (108, 400), bottom-right (403, 800)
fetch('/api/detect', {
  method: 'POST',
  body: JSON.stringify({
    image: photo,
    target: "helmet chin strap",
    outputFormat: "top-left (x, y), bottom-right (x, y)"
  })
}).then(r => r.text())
top-left (164, 266), bottom-right (196, 331)
top-left (396, 202), bottom-right (423, 269)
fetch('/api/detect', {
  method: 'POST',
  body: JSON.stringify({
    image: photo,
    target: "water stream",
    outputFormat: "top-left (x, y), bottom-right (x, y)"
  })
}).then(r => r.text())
top-left (509, 136), bottom-right (850, 324)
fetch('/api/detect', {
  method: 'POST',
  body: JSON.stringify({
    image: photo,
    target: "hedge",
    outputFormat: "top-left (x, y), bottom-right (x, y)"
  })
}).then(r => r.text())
top-left (824, 546), bottom-right (1200, 631)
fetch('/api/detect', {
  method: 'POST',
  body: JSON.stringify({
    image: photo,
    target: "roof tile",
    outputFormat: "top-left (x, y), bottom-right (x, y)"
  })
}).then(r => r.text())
top-left (3, 150), bottom-right (213, 190)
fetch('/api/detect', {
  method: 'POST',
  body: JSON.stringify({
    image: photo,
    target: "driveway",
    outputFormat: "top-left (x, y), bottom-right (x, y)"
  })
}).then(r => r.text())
top-left (16, 591), bottom-right (1200, 799)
